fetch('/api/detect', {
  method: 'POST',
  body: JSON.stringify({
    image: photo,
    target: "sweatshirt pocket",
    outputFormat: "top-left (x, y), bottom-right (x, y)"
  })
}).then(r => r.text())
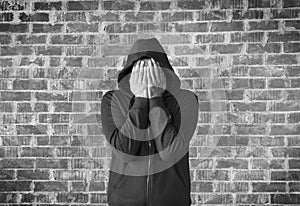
top-left (108, 171), bottom-right (146, 205)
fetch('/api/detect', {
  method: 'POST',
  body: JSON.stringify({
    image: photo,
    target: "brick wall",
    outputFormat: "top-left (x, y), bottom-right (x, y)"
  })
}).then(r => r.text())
top-left (0, 0), bottom-right (300, 205)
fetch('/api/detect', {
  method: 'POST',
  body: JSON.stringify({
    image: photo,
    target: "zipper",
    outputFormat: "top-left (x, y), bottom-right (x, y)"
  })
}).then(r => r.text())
top-left (146, 139), bottom-right (151, 205)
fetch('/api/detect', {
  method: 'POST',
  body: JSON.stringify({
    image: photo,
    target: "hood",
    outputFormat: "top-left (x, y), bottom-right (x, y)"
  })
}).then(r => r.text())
top-left (117, 38), bottom-right (181, 94)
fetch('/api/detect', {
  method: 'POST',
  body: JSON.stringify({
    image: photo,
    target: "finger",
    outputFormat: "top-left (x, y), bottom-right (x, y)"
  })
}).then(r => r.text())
top-left (149, 61), bottom-right (155, 86)
top-left (132, 60), bottom-right (139, 82)
top-left (150, 58), bottom-right (157, 70)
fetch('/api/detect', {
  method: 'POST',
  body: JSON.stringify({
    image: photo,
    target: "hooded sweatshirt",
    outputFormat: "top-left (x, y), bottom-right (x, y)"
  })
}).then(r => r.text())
top-left (101, 38), bottom-right (199, 206)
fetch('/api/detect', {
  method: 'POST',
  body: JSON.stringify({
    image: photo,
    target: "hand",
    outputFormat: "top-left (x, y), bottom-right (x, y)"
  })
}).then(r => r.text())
top-left (147, 58), bottom-right (166, 98)
top-left (129, 59), bottom-right (148, 98)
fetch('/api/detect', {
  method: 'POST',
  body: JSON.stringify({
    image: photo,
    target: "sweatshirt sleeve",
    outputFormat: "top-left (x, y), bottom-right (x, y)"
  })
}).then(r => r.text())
top-left (148, 92), bottom-right (199, 162)
top-left (101, 91), bottom-right (150, 163)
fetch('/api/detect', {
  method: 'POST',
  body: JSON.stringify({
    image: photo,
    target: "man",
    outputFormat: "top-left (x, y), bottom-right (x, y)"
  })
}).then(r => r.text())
top-left (101, 38), bottom-right (199, 206)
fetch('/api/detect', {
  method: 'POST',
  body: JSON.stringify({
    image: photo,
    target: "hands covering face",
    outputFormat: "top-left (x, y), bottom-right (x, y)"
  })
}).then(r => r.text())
top-left (129, 58), bottom-right (167, 98)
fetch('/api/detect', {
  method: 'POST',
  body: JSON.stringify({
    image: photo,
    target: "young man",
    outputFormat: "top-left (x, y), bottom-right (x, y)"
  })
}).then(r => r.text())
top-left (101, 38), bottom-right (199, 206)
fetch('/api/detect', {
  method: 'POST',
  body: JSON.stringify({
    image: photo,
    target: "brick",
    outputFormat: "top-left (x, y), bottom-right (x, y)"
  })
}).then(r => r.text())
top-left (36, 159), bottom-right (69, 169)
top-left (211, 21), bottom-right (243, 32)
top-left (89, 181), bottom-right (105, 191)
top-left (271, 171), bottom-right (300, 181)
top-left (71, 182), bottom-right (87, 191)
top-left (35, 193), bottom-right (52, 203)
top-left (0, 34), bottom-right (11, 44)
top-left (0, 12), bottom-right (13, 21)
top-left (34, 2), bottom-right (62, 10)
top-left (215, 182), bottom-right (248, 192)
top-left (0, 23), bottom-right (28, 32)
top-left (288, 136), bottom-right (300, 146)
top-left (236, 194), bottom-right (269, 204)
top-left (53, 170), bottom-right (87, 181)
top-left (102, 45), bottom-right (131, 56)
top-left (267, 54), bottom-right (299, 65)
top-left (233, 55), bottom-right (263, 65)
top-left (175, 22), bottom-right (207, 32)
top-left (16, 125), bottom-right (47, 135)
top-left (249, 21), bottom-right (278, 30)
top-left (34, 181), bottom-right (68, 192)
top-left (253, 182), bottom-right (286, 192)
top-left (271, 9), bottom-right (300, 19)
top-left (177, 0), bottom-right (205, 9)
top-left (1, 159), bottom-right (34, 168)
top-left (20, 193), bottom-right (34, 203)
top-left (1, 136), bottom-right (32, 146)
top-left (250, 136), bottom-right (285, 147)
top-left (0, 46), bottom-right (34, 56)
top-left (34, 136), bottom-right (49, 145)
top-left (233, 10), bottom-right (263, 20)
top-left (57, 11), bottom-right (86, 22)
top-left (137, 22), bottom-right (166, 32)
top-left (17, 170), bottom-right (49, 180)
top-left (248, 43), bottom-right (281, 53)
top-left (16, 34), bottom-right (47, 44)
top-left (231, 32), bottom-right (264, 42)
top-left (36, 46), bottom-right (63, 55)
top-left (195, 170), bottom-right (229, 180)
top-left (105, 23), bottom-right (136, 33)
top-left (51, 34), bottom-right (84, 44)
top-left (175, 45), bottom-right (206, 55)
top-left (285, 20), bottom-right (300, 30)
top-left (289, 182), bottom-right (300, 192)
top-left (140, 1), bottom-right (170, 10)
top-left (34, 103), bottom-right (48, 112)
top-left (283, 0), bottom-right (300, 8)
top-left (19, 12), bottom-right (49, 22)
top-left (287, 90), bottom-right (300, 100)
top-left (196, 10), bottom-right (227, 21)
top-left (252, 159), bottom-right (285, 169)
top-left (20, 57), bottom-right (45, 67)
top-left (248, 0), bottom-right (271, 8)
top-left (288, 112), bottom-right (300, 123)
top-left (268, 78), bottom-right (289, 88)
top-left (270, 125), bottom-right (300, 135)
top-left (125, 12), bottom-right (155, 22)
top-left (103, 1), bottom-right (134, 10)
top-left (272, 147), bottom-right (300, 157)
top-left (13, 79), bottom-right (47, 90)
top-left (0, 102), bottom-right (13, 112)
top-left (0, 1), bottom-right (28, 10)
top-left (191, 182), bottom-right (213, 192)
top-left (0, 170), bottom-right (14, 179)
top-left (284, 43), bottom-right (300, 53)
top-left (0, 181), bottom-right (31, 191)
top-left (67, 1), bottom-right (98, 10)
top-left (196, 34), bottom-right (225, 44)
top-left (162, 11), bottom-right (193, 21)
top-left (211, 0), bottom-right (243, 9)
top-left (196, 194), bottom-right (233, 204)
top-left (0, 193), bottom-right (18, 203)
top-left (21, 147), bottom-right (54, 157)
top-left (271, 194), bottom-right (300, 204)
top-left (32, 24), bottom-right (63, 33)
top-left (66, 22), bottom-right (98, 33)
top-left (210, 44), bottom-right (243, 54)
top-left (216, 159), bottom-right (248, 169)
top-left (289, 159), bottom-right (300, 169)
top-left (90, 193), bottom-right (108, 203)
top-left (57, 147), bottom-right (89, 157)
top-left (0, 91), bottom-right (31, 101)
top-left (57, 193), bottom-right (89, 203)
top-left (89, 11), bottom-right (119, 22)
top-left (249, 66), bottom-right (285, 77)
top-left (268, 31), bottom-right (300, 42)
top-left (70, 91), bottom-right (102, 101)
top-left (236, 125), bottom-right (266, 135)
top-left (35, 92), bottom-right (68, 101)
